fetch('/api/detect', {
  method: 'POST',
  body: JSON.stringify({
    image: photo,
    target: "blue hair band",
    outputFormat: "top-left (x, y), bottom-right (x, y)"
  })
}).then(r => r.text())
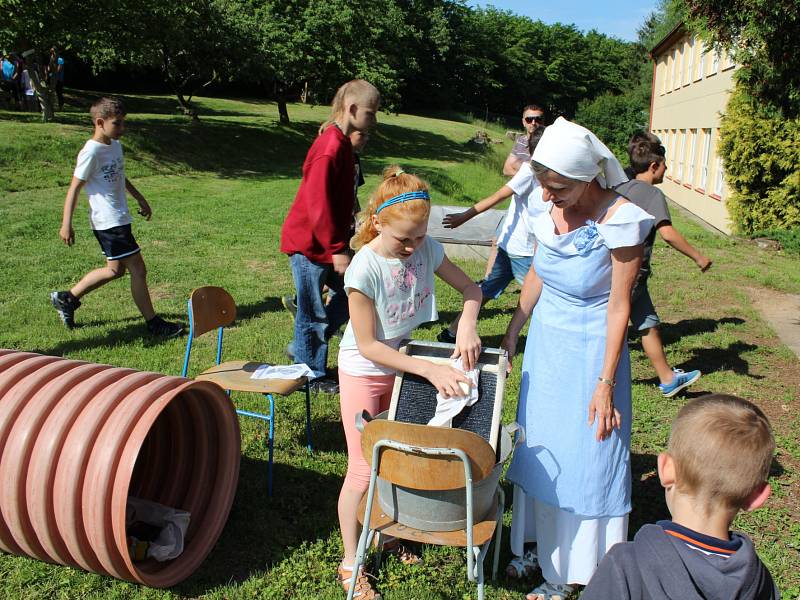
top-left (375, 190), bottom-right (430, 214)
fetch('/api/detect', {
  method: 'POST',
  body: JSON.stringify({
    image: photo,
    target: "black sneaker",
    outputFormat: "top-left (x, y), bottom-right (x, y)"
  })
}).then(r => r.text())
top-left (146, 316), bottom-right (184, 338)
top-left (437, 328), bottom-right (457, 344)
top-left (50, 291), bottom-right (81, 329)
top-left (281, 295), bottom-right (298, 321)
top-left (310, 378), bottom-right (339, 394)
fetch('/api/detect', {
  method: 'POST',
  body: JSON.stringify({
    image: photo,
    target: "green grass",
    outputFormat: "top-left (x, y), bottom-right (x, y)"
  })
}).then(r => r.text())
top-left (1, 92), bottom-right (799, 599)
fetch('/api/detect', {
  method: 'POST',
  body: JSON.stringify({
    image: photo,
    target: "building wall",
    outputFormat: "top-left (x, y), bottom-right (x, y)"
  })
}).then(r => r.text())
top-left (650, 32), bottom-right (737, 233)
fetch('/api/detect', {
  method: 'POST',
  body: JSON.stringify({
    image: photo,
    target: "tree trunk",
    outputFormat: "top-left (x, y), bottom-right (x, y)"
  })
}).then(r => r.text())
top-left (277, 97), bottom-right (290, 124)
top-left (175, 93), bottom-right (199, 121)
top-left (300, 81), bottom-right (309, 104)
top-left (29, 68), bottom-right (54, 123)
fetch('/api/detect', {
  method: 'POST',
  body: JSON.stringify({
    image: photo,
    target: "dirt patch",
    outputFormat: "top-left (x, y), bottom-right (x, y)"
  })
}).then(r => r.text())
top-left (749, 287), bottom-right (800, 359)
top-left (246, 259), bottom-right (278, 274)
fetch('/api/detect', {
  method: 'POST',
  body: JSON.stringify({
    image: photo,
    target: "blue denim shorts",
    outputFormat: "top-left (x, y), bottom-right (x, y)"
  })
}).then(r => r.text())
top-left (480, 247), bottom-right (532, 300)
top-left (630, 280), bottom-right (660, 332)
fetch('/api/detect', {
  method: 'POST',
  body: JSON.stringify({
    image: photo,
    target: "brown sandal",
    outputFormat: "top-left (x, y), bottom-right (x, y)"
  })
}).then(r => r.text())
top-left (379, 537), bottom-right (422, 566)
top-left (337, 564), bottom-right (382, 599)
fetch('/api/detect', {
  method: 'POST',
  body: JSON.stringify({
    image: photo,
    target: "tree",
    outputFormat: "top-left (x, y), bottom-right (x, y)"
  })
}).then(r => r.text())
top-left (685, 0), bottom-right (800, 116)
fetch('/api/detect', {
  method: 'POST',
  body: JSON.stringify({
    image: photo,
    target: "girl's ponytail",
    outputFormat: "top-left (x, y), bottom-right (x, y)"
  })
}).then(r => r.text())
top-left (351, 165), bottom-right (430, 250)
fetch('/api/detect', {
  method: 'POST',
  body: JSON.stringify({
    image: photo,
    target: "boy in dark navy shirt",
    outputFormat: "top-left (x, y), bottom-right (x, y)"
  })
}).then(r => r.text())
top-left (582, 394), bottom-right (779, 600)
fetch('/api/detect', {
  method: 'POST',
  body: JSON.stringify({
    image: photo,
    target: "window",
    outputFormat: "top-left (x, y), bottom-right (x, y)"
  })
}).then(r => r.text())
top-left (695, 43), bottom-right (705, 81)
top-left (677, 130), bottom-right (685, 180)
top-left (674, 45), bottom-right (683, 89)
top-left (671, 130), bottom-right (679, 172)
top-left (700, 129), bottom-right (711, 189)
top-left (723, 49), bottom-right (736, 70)
top-left (714, 155), bottom-right (725, 197)
top-left (660, 58), bottom-right (668, 95)
top-left (709, 50), bottom-right (720, 76)
top-left (686, 38), bottom-right (695, 85)
top-left (670, 48), bottom-right (677, 90)
top-left (687, 129), bottom-right (697, 184)
top-left (665, 130), bottom-right (673, 170)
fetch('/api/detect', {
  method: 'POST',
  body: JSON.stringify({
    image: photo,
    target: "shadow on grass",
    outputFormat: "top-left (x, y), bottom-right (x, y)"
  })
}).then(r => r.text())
top-left (178, 455), bottom-right (343, 593)
top-left (236, 297), bottom-right (286, 322)
top-left (302, 414), bottom-right (346, 454)
top-left (31, 314), bottom-right (188, 357)
top-left (2, 92), bottom-right (491, 183)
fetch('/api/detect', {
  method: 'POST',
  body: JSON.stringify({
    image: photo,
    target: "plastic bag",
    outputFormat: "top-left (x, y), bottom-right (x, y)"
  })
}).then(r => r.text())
top-left (126, 497), bottom-right (191, 562)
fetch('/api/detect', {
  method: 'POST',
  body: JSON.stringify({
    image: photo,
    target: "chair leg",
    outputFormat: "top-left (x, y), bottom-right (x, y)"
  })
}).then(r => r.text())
top-left (304, 382), bottom-right (313, 452)
top-left (373, 531), bottom-right (383, 572)
top-left (491, 488), bottom-right (505, 580)
top-left (266, 393), bottom-right (275, 496)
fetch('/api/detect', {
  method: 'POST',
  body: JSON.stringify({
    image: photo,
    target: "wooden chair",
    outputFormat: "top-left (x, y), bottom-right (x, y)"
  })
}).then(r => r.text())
top-left (181, 286), bottom-right (311, 496)
top-left (349, 415), bottom-right (504, 600)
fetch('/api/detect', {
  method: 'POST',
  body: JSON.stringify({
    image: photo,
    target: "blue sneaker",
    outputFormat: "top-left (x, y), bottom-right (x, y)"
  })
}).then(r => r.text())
top-left (659, 369), bottom-right (701, 398)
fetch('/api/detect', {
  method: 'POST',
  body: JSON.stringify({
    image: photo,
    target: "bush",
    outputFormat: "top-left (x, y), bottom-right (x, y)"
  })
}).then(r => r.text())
top-left (720, 85), bottom-right (800, 234)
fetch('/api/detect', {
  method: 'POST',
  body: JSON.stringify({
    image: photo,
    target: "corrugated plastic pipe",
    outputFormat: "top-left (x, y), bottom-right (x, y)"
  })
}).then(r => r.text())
top-left (0, 350), bottom-right (241, 587)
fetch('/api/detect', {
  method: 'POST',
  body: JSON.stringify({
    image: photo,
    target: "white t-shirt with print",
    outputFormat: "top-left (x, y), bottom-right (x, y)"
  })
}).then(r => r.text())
top-left (73, 139), bottom-right (132, 231)
top-left (497, 162), bottom-right (542, 257)
top-left (338, 235), bottom-right (446, 376)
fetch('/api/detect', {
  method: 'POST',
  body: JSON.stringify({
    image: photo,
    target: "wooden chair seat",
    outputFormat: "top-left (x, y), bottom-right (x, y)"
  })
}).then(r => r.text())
top-left (196, 360), bottom-right (308, 396)
top-left (357, 490), bottom-right (499, 548)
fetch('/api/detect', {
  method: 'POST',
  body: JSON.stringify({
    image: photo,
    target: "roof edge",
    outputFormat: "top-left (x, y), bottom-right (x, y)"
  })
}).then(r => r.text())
top-left (649, 21), bottom-right (686, 58)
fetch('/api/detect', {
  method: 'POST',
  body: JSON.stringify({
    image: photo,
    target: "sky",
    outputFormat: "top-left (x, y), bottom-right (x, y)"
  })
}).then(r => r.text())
top-left (469, 1), bottom-right (659, 42)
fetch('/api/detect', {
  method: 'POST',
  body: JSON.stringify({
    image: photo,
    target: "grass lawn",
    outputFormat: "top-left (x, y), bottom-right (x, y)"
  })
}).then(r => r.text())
top-left (1, 92), bottom-right (798, 599)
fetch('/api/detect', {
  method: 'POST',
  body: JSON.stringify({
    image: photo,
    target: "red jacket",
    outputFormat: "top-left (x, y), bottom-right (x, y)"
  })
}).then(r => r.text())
top-left (280, 125), bottom-right (355, 263)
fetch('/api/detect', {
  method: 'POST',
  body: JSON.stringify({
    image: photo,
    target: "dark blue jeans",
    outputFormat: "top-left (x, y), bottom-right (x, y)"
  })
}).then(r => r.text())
top-left (289, 253), bottom-right (349, 378)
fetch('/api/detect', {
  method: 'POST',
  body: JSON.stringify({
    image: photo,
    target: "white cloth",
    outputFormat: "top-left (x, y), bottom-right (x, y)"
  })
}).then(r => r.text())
top-left (510, 486), bottom-right (628, 586)
top-left (250, 363), bottom-right (316, 380)
top-left (532, 117), bottom-right (628, 189)
top-left (73, 139), bottom-right (132, 230)
top-left (339, 236), bottom-right (445, 376)
top-left (428, 358), bottom-right (479, 426)
top-left (497, 163), bottom-right (540, 257)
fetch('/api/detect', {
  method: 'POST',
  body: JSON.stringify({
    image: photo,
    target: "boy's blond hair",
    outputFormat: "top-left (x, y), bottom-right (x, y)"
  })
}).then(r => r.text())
top-left (319, 79), bottom-right (380, 135)
top-left (90, 96), bottom-right (126, 121)
top-left (668, 394), bottom-right (774, 512)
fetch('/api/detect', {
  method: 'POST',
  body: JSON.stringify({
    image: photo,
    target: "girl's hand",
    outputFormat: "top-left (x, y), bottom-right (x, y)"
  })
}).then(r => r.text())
top-left (442, 210), bottom-right (471, 229)
top-left (423, 363), bottom-right (474, 398)
top-left (588, 382), bottom-right (621, 442)
top-left (500, 332), bottom-right (518, 373)
top-left (452, 326), bottom-right (481, 371)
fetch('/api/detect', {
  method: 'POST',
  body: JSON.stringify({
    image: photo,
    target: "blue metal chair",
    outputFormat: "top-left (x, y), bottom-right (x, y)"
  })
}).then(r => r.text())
top-left (181, 286), bottom-right (312, 496)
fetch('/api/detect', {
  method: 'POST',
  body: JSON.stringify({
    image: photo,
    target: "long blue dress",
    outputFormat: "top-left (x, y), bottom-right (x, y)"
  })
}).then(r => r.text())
top-left (507, 201), bottom-right (653, 583)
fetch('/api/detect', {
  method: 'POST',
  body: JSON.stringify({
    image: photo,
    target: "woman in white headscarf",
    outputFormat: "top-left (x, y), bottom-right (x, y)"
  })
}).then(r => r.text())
top-left (500, 118), bottom-right (654, 600)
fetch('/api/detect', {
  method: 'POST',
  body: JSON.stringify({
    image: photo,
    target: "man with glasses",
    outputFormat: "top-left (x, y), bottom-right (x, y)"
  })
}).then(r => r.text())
top-left (503, 104), bottom-right (546, 176)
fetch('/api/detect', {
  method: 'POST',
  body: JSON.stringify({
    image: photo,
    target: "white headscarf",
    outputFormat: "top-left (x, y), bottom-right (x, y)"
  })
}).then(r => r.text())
top-left (531, 117), bottom-right (628, 189)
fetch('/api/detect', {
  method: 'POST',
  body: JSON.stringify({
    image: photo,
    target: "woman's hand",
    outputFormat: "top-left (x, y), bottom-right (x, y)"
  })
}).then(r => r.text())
top-left (500, 332), bottom-right (519, 373)
top-left (422, 363), bottom-right (474, 398)
top-left (588, 382), bottom-right (621, 442)
top-left (442, 210), bottom-right (472, 229)
top-left (452, 326), bottom-right (481, 371)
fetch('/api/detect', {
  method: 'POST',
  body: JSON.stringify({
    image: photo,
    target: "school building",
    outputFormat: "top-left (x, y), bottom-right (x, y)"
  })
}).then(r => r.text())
top-left (649, 24), bottom-right (737, 233)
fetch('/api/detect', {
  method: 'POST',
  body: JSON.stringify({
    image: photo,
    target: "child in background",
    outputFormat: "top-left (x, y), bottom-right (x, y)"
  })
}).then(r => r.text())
top-left (281, 128), bottom-right (369, 322)
top-left (51, 96), bottom-right (182, 337)
top-left (280, 79), bottom-right (380, 393)
top-left (439, 125), bottom-right (547, 343)
top-left (336, 166), bottom-right (483, 599)
top-left (616, 132), bottom-right (711, 397)
top-left (582, 393), bottom-right (779, 599)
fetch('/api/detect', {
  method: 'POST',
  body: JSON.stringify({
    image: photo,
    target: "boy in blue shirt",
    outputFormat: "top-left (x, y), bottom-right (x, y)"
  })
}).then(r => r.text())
top-left (51, 97), bottom-right (182, 337)
top-left (582, 394), bottom-right (779, 600)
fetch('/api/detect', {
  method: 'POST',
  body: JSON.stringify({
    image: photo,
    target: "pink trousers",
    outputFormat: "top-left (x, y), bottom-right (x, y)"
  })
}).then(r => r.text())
top-left (338, 369), bottom-right (395, 491)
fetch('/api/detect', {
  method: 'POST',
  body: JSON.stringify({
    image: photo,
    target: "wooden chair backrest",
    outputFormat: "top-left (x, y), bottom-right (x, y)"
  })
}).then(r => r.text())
top-left (360, 419), bottom-right (496, 491)
top-left (189, 286), bottom-right (237, 338)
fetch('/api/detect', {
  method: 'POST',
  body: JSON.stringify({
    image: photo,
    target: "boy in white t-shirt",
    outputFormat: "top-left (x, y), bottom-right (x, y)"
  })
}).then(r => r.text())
top-left (439, 125), bottom-right (548, 341)
top-left (50, 97), bottom-right (182, 337)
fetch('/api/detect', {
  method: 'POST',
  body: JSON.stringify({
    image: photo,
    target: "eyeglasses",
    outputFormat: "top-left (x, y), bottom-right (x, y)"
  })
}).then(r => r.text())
top-left (524, 115), bottom-right (544, 124)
